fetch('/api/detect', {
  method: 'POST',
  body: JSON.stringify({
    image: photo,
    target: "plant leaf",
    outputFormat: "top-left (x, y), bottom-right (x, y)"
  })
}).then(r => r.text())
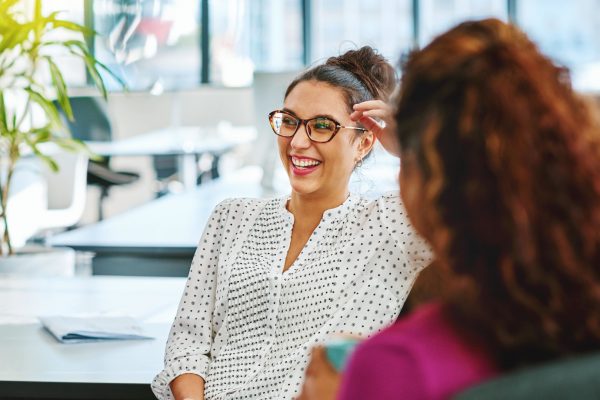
top-left (44, 56), bottom-right (73, 120)
top-left (48, 19), bottom-right (94, 37)
top-left (30, 125), bottom-right (52, 144)
top-left (53, 137), bottom-right (100, 161)
top-left (0, 22), bottom-right (32, 53)
top-left (94, 58), bottom-right (128, 89)
top-left (62, 40), bottom-right (127, 90)
top-left (25, 87), bottom-right (63, 130)
top-left (29, 143), bottom-right (59, 172)
top-left (0, 0), bottom-right (19, 14)
top-left (82, 54), bottom-right (107, 99)
top-left (0, 91), bottom-right (7, 132)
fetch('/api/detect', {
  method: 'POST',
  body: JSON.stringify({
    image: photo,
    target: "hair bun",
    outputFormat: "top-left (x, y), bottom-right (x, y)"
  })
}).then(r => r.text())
top-left (325, 46), bottom-right (396, 100)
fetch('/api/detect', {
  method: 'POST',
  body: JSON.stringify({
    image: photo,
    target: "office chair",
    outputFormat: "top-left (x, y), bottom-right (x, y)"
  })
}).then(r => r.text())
top-left (58, 96), bottom-right (140, 220)
top-left (38, 151), bottom-right (88, 231)
top-left (455, 351), bottom-right (600, 400)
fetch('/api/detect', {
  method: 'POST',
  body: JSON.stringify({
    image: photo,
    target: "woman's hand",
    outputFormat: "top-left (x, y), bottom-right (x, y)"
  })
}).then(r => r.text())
top-left (296, 346), bottom-right (341, 400)
top-left (351, 100), bottom-right (400, 157)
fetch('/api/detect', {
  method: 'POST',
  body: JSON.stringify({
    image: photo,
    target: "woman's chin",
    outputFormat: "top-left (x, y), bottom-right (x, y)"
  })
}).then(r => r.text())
top-left (288, 176), bottom-right (320, 196)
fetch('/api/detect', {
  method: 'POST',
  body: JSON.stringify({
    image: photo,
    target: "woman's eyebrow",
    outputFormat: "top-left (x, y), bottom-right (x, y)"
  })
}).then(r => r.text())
top-left (281, 107), bottom-right (339, 121)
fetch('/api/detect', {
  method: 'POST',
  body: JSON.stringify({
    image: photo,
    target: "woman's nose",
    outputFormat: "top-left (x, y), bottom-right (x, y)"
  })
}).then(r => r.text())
top-left (290, 123), bottom-right (311, 148)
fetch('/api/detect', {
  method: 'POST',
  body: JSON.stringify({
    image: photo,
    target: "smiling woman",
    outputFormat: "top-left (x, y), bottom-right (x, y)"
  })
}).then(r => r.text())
top-left (151, 46), bottom-right (432, 400)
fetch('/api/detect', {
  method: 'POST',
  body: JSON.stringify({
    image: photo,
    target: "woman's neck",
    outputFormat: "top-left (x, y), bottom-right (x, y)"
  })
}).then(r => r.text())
top-left (287, 189), bottom-right (350, 222)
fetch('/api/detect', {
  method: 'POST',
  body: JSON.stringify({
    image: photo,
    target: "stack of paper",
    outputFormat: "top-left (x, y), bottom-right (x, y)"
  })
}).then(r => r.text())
top-left (39, 316), bottom-right (153, 344)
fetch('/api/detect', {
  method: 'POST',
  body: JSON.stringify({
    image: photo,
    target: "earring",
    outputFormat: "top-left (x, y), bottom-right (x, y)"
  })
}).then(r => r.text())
top-left (356, 158), bottom-right (363, 168)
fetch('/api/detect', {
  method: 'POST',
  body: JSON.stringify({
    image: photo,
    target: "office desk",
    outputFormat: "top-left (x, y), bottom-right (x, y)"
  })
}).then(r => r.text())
top-left (48, 167), bottom-right (282, 276)
top-left (86, 125), bottom-right (256, 190)
top-left (49, 158), bottom-right (398, 276)
top-left (0, 276), bottom-right (186, 400)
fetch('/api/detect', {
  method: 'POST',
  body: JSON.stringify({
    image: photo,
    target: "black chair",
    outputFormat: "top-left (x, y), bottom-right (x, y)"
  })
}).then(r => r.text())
top-left (152, 149), bottom-right (222, 198)
top-left (58, 96), bottom-right (140, 220)
top-left (454, 352), bottom-right (600, 400)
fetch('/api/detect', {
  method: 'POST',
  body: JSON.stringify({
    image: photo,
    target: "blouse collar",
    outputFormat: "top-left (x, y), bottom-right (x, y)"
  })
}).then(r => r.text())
top-left (278, 193), bottom-right (358, 223)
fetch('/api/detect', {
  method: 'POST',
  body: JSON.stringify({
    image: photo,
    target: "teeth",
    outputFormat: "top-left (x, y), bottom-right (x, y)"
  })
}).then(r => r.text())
top-left (292, 157), bottom-right (321, 168)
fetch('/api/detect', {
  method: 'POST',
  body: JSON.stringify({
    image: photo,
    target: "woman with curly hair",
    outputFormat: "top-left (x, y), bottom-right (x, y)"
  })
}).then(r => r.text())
top-left (299, 18), bottom-right (600, 400)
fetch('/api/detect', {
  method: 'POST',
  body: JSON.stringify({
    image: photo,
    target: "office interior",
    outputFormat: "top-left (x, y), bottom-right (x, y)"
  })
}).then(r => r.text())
top-left (1, 0), bottom-right (599, 399)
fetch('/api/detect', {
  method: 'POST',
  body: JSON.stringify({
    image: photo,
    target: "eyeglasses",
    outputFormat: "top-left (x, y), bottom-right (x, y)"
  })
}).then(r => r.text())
top-left (268, 109), bottom-right (367, 143)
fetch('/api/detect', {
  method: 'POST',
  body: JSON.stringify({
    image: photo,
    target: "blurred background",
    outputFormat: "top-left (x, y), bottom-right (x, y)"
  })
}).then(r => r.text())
top-left (41, 0), bottom-right (600, 225)
top-left (1, 0), bottom-right (599, 275)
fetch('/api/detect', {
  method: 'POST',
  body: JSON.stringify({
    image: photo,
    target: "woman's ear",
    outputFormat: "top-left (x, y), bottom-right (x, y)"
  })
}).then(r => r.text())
top-left (358, 131), bottom-right (376, 159)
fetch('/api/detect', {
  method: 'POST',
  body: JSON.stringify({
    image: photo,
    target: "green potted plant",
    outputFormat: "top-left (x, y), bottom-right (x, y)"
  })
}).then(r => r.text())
top-left (0, 0), bottom-right (121, 267)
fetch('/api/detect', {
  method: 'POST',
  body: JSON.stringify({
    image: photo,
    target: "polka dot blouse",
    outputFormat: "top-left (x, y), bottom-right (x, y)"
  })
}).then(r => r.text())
top-left (152, 192), bottom-right (432, 400)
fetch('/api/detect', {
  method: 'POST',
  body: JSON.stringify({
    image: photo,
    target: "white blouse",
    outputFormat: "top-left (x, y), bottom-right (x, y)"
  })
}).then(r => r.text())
top-left (152, 192), bottom-right (432, 400)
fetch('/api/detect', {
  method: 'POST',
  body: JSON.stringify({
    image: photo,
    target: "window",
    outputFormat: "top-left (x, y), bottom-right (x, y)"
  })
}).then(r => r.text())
top-left (209, 0), bottom-right (304, 86)
top-left (208, 0), bottom-right (252, 86)
top-left (418, 0), bottom-right (507, 46)
top-left (517, 0), bottom-right (600, 91)
top-left (311, 0), bottom-right (413, 66)
top-left (93, 0), bottom-right (201, 91)
top-left (42, 0), bottom-right (600, 92)
top-left (249, 0), bottom-right (303, 72)
top-left (42, 0), bottom-right (87, 86)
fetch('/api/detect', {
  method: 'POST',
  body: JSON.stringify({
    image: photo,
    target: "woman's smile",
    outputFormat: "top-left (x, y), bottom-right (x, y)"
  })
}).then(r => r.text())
top-left (289, 155), bottom-right (322, 176)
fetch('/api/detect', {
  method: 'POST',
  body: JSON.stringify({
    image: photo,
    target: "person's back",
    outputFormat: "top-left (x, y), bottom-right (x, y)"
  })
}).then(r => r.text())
top-left (337, 18), bottom-right (600, 400)
top-left (340, 303), bottom-right (497, 400)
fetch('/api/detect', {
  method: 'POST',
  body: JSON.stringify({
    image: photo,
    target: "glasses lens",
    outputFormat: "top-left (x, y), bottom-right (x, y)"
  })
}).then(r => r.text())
top-left (307, 117), bottom-right (337, 142)
top-left (270, 111), bottom-right (298, 137)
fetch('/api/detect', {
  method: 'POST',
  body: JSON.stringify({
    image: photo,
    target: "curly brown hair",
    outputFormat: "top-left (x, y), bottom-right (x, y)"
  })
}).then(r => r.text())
top-left (395, 19), bottom-right (600, 370)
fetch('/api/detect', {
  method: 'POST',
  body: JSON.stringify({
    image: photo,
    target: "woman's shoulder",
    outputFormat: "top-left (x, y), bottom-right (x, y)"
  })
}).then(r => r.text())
top-left (351, 191), bottom-right (418, 237)
top-left (351, 190), bottom-right (405, 215)
top-left (361, 303), bottom-right (448, 350)
top-left (348, 303), bottom-right (498, 397)
top-left (340, 303), bottom-right (498, 399)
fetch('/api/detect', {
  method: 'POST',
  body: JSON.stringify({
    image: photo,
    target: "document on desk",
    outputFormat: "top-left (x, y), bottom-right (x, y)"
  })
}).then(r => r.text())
top-left (39, 316), bottom-right (154, 344)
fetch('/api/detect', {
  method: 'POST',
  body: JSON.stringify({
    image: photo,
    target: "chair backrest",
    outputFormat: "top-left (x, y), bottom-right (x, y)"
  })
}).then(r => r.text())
top-left (38, 151), bottom-right (89, 230)
top-left (4, 158), bottom-right (48, 248)
top-left (454, 352), bottom-right (600, 400)
top-left (58, 96), bottom-right (113, 142)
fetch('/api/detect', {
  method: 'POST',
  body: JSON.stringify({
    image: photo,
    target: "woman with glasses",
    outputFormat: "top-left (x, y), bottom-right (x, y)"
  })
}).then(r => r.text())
top-left (152, 46), bottom-right (431, 400)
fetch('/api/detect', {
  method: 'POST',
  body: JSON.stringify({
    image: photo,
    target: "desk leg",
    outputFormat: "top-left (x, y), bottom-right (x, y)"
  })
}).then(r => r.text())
top-left (178, 154), bottom-right (198, 191)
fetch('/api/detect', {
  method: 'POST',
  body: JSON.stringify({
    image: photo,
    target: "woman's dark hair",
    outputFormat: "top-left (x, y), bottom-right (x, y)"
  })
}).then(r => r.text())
top-left (285, 46), bottom-right (396, 113)
top-left (395, 18), bottom-right (600, 370)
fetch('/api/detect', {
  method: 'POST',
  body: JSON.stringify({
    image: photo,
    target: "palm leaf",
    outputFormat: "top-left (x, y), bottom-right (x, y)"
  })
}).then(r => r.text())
top-left (27, 142), bottom-right (59, 172)
top-left (0, 0), bottom-right (19, 15)
top-left (53, 137), bottom-right (101, 161)
top-left (0, 91), bottom-right (7, 132)
top-left (25, 87), bottom-right (63, 129)
top-left (44, 56), bottom-right (73, 120)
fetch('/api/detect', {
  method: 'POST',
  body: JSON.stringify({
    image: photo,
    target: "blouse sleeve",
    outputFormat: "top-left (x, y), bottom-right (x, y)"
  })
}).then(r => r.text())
top-left (377, 192), bottom-right (433, 273)
top-left (337, 339), bottom-right (426, 400)
top-left (151, 200), bottom-right (231, 399)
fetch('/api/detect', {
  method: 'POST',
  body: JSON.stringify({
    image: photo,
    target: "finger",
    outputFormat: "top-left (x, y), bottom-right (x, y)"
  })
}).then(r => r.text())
top-left (361, 109), bottom-right (390, 119)
top-left (308, 346), bottom-right (328, 373)
top-left (349, 110), bottom-right (363, 121)
top-left (312, 346), bottom-right (327, 362)
top-left (353, 100), bottom-right (387, 111)
top-left (305, 348), bottom-right (318, 376)
top-left (313, 346), bottom-right (341, 375)
top-left (359, 116), bottom-right (385, 135)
